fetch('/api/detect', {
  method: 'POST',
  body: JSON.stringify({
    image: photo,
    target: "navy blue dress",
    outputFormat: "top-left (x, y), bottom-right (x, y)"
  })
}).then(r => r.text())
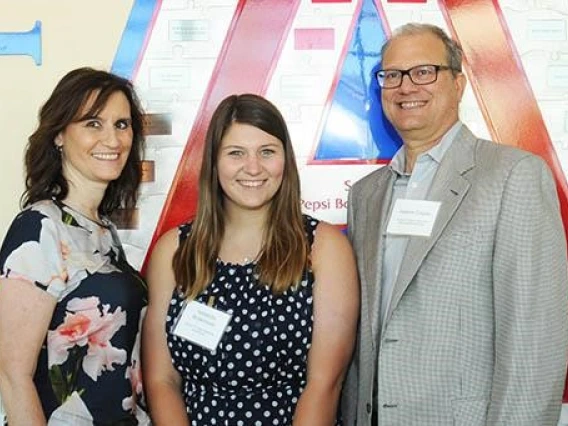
top-left (166, 215), bottom-right (342, 426)
top-left (0, 200), bottom-right (148, 425)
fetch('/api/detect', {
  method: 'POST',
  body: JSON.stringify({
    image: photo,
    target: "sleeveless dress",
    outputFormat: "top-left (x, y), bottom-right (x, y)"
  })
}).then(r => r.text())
top-left (0, 200), bottom-right (149, 425)
top-left (166, 215), bottom-right (341, 426)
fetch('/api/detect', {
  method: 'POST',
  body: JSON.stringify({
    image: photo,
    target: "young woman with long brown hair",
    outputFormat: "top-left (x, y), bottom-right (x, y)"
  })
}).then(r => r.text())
top-left (143, 93), bottom-right (359, 425)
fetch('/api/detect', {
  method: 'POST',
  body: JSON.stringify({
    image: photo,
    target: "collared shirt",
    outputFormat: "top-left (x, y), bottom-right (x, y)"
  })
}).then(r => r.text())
top-left (380, 121), bottom-right (462, 325)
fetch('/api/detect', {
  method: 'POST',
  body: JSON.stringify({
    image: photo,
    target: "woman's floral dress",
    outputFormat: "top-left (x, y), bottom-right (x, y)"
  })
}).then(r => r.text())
top-left (0, 200), bottom-right (148, 425)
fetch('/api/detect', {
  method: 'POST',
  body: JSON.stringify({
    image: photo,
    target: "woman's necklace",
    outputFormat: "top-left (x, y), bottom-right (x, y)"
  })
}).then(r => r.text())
top-left (61, 201), bottom-right (106, 227)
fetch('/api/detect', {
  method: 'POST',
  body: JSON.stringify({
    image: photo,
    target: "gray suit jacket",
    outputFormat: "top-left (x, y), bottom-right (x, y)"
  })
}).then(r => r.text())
top-left (341, 125), bottom-right (568, 426)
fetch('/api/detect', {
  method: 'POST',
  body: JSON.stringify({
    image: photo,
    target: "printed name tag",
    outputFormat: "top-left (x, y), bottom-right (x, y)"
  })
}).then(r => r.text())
top-left (172, 301), bottom-right (232, 351)
top-left (386, 199), bottom-right (441, 237)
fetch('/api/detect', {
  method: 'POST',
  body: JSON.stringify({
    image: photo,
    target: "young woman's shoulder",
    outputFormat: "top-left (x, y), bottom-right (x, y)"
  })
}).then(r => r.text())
top-left (314, 220), bottom-right (348, 243)
top-left (311, 220), bottom-right (352, 266)
top-left (146, 227), bottom-right (180, 290)
top-left (151, 227), bottom-right (180, 262)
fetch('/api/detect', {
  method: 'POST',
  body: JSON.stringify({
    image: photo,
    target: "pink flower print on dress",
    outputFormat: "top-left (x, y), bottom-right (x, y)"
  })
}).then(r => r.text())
top-left (82, 303), bottom-right (127, 380)
top-left (121, 359), bottom-right (142, 413)
top-left (2, 239), bottom-right (68, 288)
top-left (60, 240), bottom-right (70, 260)
top-left (47, 296), bottom-right (127, 381)
top-left (122, 306), bottom-right (146, 413)
top-left (67, 296), bottom-right (99, 312)
top-left (47, 312), bottom-right (92, 366)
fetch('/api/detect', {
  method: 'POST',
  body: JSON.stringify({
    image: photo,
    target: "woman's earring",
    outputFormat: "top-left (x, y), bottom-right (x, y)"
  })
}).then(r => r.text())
top-left (55, 144), bottom-right (63, 153)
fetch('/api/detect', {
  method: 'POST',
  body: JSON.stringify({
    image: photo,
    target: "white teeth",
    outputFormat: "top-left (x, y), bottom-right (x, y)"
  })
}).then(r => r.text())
top-left (92, 153), bottom-right (119, 160)
top-left (240, 180), bottom-right (264, 187)
top-left (400, 101), bottom-right (425, 109)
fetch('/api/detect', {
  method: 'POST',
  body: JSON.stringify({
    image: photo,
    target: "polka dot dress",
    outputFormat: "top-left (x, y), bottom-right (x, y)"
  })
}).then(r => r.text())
top-left (166, 216), bottom-right (324, 426)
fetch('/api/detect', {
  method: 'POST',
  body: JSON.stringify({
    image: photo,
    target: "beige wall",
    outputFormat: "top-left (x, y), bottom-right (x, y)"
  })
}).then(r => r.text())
top-left (0, 0), bottom-right (134, 241)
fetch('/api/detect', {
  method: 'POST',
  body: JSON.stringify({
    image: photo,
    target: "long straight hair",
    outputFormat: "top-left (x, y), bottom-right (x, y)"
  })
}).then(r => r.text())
top-left (173, 94), bottom-right (309, 298)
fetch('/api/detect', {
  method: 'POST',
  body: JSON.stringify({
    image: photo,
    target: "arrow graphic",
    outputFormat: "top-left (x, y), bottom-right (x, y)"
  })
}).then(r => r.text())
top-left (0, 21), bottom-right (42, 65)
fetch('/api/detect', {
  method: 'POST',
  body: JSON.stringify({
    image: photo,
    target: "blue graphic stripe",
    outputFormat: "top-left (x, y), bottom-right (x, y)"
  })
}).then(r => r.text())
top-left (0, 21), bottom-right (42, 65)
top-left (111, 0), bottom-right (157, 79)
top-left (314, 0), bottom-right (402, 161)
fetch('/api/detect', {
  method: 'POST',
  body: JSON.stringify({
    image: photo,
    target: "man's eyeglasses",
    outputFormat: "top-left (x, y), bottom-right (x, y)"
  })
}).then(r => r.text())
top-left (376, 64), bottom-right (457, 89)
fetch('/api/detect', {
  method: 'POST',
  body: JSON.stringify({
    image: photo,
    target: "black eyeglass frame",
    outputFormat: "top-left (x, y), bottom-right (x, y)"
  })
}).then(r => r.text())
top-left (376, 64), bottom-right (458, 89)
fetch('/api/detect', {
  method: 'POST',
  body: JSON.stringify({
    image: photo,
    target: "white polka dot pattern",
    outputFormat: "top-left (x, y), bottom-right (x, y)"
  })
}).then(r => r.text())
top-left (166, 217), bottom-right (321, 425)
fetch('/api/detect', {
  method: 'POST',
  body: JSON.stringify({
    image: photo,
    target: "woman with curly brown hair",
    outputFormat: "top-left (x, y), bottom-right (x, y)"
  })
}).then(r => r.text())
top-left (0, 67), bottom-right (149, 425)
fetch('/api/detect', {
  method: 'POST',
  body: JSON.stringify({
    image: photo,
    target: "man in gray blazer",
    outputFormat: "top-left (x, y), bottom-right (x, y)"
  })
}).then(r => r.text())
top-left (341, 22), bottom-right (568, 426)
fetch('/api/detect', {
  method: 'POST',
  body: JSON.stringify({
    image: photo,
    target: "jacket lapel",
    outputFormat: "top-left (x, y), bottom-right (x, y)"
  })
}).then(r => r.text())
top-left (383, 127), bottom-right (477, 327)
top-left (361, 170), bottom-right (394, 347)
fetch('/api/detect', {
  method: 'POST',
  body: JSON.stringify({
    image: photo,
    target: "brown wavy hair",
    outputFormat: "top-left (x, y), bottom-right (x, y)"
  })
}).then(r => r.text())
top-left (173, 94), bottom-right (309, 298)
top-left (22, 67), bottom-right (145, 215)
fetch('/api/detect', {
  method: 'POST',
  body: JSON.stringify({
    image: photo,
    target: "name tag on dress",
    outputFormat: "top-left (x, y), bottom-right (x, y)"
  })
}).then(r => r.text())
top-left (172, 301), bottom-right (231, 351)
top-left (386, 199), bottom-right (441, 237)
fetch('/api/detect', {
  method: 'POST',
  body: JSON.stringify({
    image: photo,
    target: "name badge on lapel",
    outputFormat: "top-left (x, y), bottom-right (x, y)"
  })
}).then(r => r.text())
top-left (172, 299), bottom-right (232, 351)
top-left (386, 199), bottom-right (441, 237)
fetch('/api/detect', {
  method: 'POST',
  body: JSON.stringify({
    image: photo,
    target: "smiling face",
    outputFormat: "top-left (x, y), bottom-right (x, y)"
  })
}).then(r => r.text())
top-left (56, 90), bottom-right (134, 194)
top-left (217, 122), bottom-right (285, 216)
top-left (380, 31), bottom-right (466, 146)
